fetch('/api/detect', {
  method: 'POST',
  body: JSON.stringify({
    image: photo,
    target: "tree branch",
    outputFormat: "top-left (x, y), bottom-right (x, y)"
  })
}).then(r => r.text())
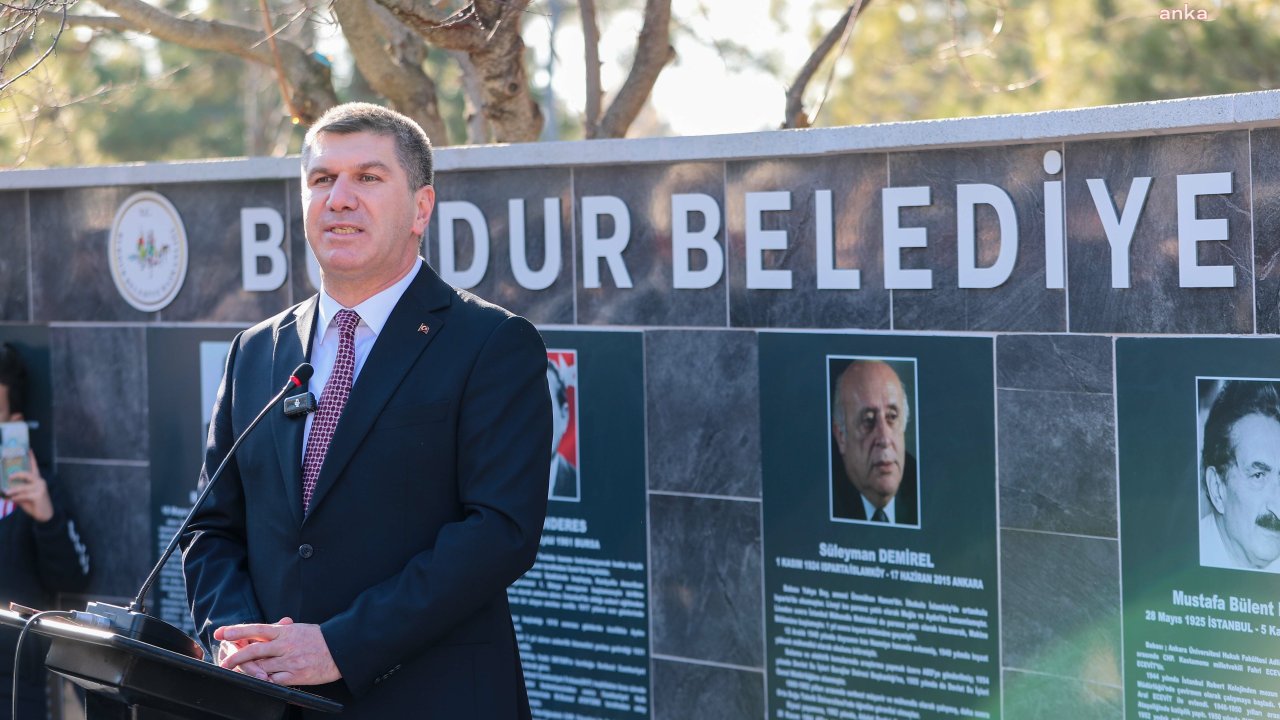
top-left (64, 12), bottom-right (139, 33)
top-left (579, 0), bottom-right (601, 137)
top-left (91, 0), bottom-right (336, 123)
top-left (784, 0), bottom-right (870, 129)
top-left (378, 0), bottom-right (541, 142)
top-left (595, 0), bottom-right (673, 139)
top-left (372, 0), bottom-right (488, 52)
top-left (334, 0), bottom-right (450, 144)
top-left (945, 0), bottom-right (1042, 93)
top-left (1, 0), bottom-right (70, 94)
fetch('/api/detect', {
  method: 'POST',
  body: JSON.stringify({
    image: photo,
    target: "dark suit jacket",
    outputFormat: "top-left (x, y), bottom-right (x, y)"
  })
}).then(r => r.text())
top-left (181, 265), bottom-right (551, 719)
top-left (832, 454), bottom-right (919, 526)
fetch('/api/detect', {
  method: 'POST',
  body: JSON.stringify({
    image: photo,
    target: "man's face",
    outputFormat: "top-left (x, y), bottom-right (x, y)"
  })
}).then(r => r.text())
top-left (302, 131), bottom-right (435, 294)
top-left (833, 362), bottom-right (908, 509)
top-left (1207, 413), bottom-right (1280, 568)
top-left (548, 369), bottom-right (569, 455)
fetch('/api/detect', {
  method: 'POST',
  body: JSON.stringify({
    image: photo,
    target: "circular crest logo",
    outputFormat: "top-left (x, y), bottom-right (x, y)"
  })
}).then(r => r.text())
top-left (108, 191), bottom-right (189, 313)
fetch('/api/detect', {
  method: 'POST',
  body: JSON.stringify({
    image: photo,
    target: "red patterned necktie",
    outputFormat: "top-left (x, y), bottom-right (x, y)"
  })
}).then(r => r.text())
top-left (302, 308), bottom-right (361, 514)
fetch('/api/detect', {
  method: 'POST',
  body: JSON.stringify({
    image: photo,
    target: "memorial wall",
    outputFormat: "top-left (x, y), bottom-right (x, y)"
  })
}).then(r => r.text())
top-left (4, 91), bottom-right (1280, 719)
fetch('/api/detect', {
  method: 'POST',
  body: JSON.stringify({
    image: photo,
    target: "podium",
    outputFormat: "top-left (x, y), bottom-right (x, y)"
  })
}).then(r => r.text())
top-left (0, 610), bottom-right (342, 719)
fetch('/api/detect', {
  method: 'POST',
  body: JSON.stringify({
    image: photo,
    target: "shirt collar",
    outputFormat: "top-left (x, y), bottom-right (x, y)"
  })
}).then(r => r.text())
top-left (316, 258), bottom-right (422, 339)
top-left (860, 494), bottom-right (896, 524)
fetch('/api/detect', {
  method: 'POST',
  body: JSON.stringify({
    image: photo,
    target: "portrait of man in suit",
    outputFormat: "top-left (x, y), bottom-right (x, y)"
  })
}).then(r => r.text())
top-left (182, 102), bottom-right (551, 718)
top-left (1199, 378), bottom-right (1280, 573)
top-left (829, 357), bottom-right (920, 527)
top-left (547, 353), bottom-right (580, 502)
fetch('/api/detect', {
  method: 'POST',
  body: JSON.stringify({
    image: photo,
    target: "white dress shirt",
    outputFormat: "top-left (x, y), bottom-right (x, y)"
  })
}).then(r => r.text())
top-left (860, 494), bottom-right (897, 524)
top-left (302, 259), bottom-right (422, 458)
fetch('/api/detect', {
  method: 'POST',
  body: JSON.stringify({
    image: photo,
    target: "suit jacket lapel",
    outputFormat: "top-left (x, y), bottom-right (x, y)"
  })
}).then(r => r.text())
top-left (303, 267), bottom-right (452, 521)
top-left (271, 296), bottom-right (317, 528)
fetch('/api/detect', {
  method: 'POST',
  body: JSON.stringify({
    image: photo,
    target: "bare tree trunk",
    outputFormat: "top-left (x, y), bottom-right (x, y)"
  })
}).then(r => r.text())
top-left (335, 0), bottom-right (450, 145)
top-left (540, 0), bottom-right (562, 141)
top-left (467, 0), bottom-right (541, 142)
top-left (784, 0), bottom-right (871, 129)
top-left (580, 0), bottom-right (602, 138)
top-left (451, 50), bottom-right (492, 144)
top-left (243, 62), bottom-right (264, 155)
top-left (374, 0), bottom-right (542, 142)
top-left (595, 0), bottom-right (675, 139)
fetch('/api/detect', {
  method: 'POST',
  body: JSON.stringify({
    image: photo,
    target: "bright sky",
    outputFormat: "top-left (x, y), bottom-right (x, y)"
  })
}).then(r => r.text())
top-left (522, 0), bottom-right (828, 138)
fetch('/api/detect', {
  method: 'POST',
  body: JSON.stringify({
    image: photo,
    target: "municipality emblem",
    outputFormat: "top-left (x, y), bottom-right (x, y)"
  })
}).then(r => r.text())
top-left (108, 191), bottom-right (188, 312)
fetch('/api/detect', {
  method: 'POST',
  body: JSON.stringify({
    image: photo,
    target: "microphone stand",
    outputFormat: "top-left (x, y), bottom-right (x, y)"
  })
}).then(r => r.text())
top-left (76, 363), bottom-right (314, 660)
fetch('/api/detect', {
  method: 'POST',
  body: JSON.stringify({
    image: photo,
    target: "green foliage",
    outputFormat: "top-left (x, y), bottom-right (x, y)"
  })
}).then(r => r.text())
top-left (95, 53), bottom-right (249, 162)
top-left (1111, 2), bottom-right (1280, 100)
top-left (810, 0), bottom-right (1280, 128)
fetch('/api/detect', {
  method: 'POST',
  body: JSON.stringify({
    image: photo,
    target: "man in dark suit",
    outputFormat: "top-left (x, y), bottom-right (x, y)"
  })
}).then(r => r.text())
top-left (181, 103), bottom-right (551, 718)
top-left (830, 360), bottom-right (919, 526)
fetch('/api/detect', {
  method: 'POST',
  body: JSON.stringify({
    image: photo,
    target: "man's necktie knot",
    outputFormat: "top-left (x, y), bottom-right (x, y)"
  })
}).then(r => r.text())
top-left (334, 308), bottom-right (360, 337)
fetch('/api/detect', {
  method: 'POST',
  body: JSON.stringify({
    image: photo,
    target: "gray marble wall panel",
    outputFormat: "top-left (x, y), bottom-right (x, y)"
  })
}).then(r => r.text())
top-left (652, 658), bottom-right (765, 720)
top-left (29, 182), bottom-right (292, 323)
top-left (645, 330), bottom-right (760, 497)
top-left (21, 119), bottom-right (1280, 718)
top-left (997, 335), bottom-right (1116, 537)
top-left (159, 181), bottom-right (293, 323)
top-left (1000, 530), bottom-right (1121, 686)
top-left (998, 390), bottom-right (1117, 537)
top-left (574, 162), bottom-right (724, 326)
top-left (428, 168), bottom-right (574, 325)
top-left (30, 187), bottom-right (138, 322)
top-left (56, 462), bottom-right (150, 597)
top-left (1002, 669), bottom-right (1122, 720)
top-left (650, 494), bottom-right (763, 667)
top-left (0, 192), bottom-right (29, 322)
top-left (889, 144), bottom-right (1064, 331)
top-left (726, 154), bottom-right (889, 329)
top-left (1065, 131), bottom-right (1253, 333)
top-left (50, 326), bottom-right (148, 461)
top-left (997, 334), bottom-right (1112, 394)
top-left (1251, 128), bottom-right (1280, 334)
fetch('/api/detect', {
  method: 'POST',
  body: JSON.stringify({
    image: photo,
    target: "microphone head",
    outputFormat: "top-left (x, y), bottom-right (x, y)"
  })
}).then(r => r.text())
top-left (291, 363), bottom-right (314, 386)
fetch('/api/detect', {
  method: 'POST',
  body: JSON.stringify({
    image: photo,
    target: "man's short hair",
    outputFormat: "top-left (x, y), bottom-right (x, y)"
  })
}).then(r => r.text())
top-left (302, 102), bottom-right (434, 190)
top-left (1203, 380), bottom-right (1280, 477)
top-left (547, 360), bottom-right (568, 409)
top-left (0, 343), bottom-right (28, 415)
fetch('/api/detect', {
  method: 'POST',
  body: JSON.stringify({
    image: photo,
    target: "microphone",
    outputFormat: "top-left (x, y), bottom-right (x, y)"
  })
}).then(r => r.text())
top-left (76, 363), bottom-right (314, 660)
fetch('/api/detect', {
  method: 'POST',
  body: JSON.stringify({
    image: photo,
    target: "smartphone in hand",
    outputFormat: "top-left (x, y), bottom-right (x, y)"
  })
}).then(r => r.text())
top-left (0, 422), bottom-right (30, 495)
